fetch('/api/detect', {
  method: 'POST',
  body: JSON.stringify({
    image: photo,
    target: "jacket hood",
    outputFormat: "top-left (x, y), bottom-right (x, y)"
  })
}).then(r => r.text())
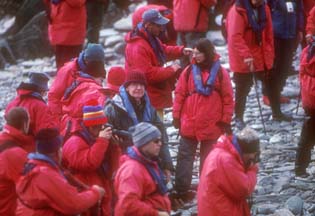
top-left (1, 124), bottom-right (34, 151)
top-left (107, 94), bottom-right (127, 112)
top-left (214, 135), bottom-right (244, 165)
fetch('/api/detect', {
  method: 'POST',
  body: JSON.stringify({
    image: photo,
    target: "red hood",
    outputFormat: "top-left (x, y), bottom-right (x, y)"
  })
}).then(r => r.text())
top-left (16, 89), bottom-right (33, 96)
top-left (0, 125), bottom-right (34, 152)
top-left (214, 135), bottom-right (244, 165)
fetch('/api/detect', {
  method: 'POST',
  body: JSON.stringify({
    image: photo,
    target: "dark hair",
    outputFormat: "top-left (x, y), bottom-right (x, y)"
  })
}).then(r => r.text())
top-left (35, 128), bottom-right (62, 154)
top-left (5, 107), bottom-right (29, 130)
top-left (194, 38), bottom-right (216, 66)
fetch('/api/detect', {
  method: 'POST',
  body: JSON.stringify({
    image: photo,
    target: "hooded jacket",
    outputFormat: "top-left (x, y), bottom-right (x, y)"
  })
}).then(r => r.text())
top-left (197, 135), bottom-right (258, 216)
top-left (0, 125), bottom-right (34, 215)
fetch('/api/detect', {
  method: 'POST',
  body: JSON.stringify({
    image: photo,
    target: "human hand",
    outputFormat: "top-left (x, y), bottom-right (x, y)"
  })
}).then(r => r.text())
top-left (171, 63), bottom-right (181, 73)
top-left (244, 58), bottom-right (254, 72)
top-left (158, 211), bottom-right (170, 216)
top-left (99, 126), bottom-right (112, 140)
top-left (111, 134), bottom-right (124, 145)
top-left (183, 47), bottom-right (193, 56)
top-left (306, 34), bottom-right (313, 44)
top-left (164, 169), bottom-right (171, 183)
top-left (92, 185), bottom-right (105, 198)
top-left (216, 121), bottom-right (232, 135)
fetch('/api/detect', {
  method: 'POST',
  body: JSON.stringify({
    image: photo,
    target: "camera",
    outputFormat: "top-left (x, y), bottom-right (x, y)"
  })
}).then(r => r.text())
top-left (104, 123), bottom-right (132, 147)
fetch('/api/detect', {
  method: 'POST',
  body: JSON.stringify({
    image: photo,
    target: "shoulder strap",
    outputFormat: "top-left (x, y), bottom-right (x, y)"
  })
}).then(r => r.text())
top-left (63, 80), bottom-right (82, 100)
top-left (0, 140), bottom-right (19, 153)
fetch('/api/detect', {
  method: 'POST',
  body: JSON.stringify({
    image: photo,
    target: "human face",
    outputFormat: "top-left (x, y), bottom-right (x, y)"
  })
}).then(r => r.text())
top-left (141, 138), bottom-right (162, 158)
top-left (192, 48), bottom-right (206, 64)
top-left (126, 82), bottom-right (145, 101)
top-left (242, 152), bottom-right (259, 169)
top-left (88, 125), bottom-right (104, 138)
top-left (250, 0), bottom-right (264, 7)
top-left (147, 22), bottom-right (164, 37)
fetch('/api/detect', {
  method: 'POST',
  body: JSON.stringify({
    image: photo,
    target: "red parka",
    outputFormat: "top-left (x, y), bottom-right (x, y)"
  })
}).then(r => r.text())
top-left (60, 75), bottom-right (106, 135)
top-left (226, 4), bottom-right (274, 73)
top-left (62, 134), bottom-right (117, 216)
top-left (6, 87), bottom-right (50, 135)
top-left (306, 6), bottom-right (315, 36)
top-left (173, 0), bottom-right (216, 32)
top-left (299, 45), bottom-right (315, 112)
top-left (303, 0), bottom-right (315, 16)
top-left (124, 30), bottom-right (183, 109)
top-left (114, 147), bottom-right (171, 216)
top-left (0, 125), bottom-right (34, 215)
top-left (46, 0), bottom-right (86, 45)
top-left (48, 59), bottom-right (79, 126)
top-left (197, 135), bottom-right (258, 216)
top-left (173, 57), bottom-right (234, 141)
top-left (16, 159), bottom-right (101, 216)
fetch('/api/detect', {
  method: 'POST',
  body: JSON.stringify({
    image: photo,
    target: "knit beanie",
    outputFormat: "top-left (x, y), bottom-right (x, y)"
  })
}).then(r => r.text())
top-left (36, 128), bottom-right (63, 154)
top-left (129, 122), bottom-right (161, 148)
top-left (124, 71), bottom-right (147, 87)
top-left (82, 99), bottom-right (107, 127)
top-left (104, 66), bottom-right (126, 92)
top-left (29, 72), bottom-right (50, 91)
top-left (236, 127), bottom-right (260, 154)
top-left (84, 43), bottom-right (105, 63)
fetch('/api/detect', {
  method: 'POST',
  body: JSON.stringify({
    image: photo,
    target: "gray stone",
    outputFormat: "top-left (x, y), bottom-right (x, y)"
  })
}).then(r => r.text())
top-left (272, 209), bottom-right (294, 216)
top-left (113, 14), bottom-right (132, 31)
top-left (104, 35), bottom-right (124, 47)
top-left (285, 196), bottom-right (303, 216)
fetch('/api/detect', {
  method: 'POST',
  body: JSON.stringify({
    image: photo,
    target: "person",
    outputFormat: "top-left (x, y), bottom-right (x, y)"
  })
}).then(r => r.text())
top-left (86, 0), bottom-right (109, 43)
top-left (125, 8), bottom-right (192, 119)
top-left (114, 122), bottom-right (171, 216)
top-left (6, 72), bottom-right (51, 136)
top-left (103, 66), bottom-right (126, 98)
top-left (62, 101), bottom-right (117, 216)
top-left (172, 38), bottom-right (234, 201)
top-left (0, 107), bottom-right (33, 215)
top-left (48, 43), bottom-right (106, 128)
top-left (43, 0), bottom-right (86, 70)
top-left (266, 0), bottom-right (304, 106)
top-left (197, 127), bottom-right (259, 216)
top-left (104, 71), bottom-right (173, 180)
top-left (16, 128), bottom-right (105, 215)
top-left (306, 5), bottom-right (315, 43)
top-left (173, 0), bottom-right (217, 65)
top-left (132, 4), bottom-right (177, 45)
top-left (295, 39), bottom-right (315, 177)
top-left (226, 0), bottom-right (291, 130)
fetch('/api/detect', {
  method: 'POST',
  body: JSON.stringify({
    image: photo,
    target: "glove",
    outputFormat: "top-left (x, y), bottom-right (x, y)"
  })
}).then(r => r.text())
top-left (216, 121), bottom-right (232, 135)
top-left (172, 118), bottom-right (180, 129)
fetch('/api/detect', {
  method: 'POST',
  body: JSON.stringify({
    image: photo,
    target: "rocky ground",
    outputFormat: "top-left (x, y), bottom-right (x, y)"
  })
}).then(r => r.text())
top-left (0, 2), bottom-right (314, 216)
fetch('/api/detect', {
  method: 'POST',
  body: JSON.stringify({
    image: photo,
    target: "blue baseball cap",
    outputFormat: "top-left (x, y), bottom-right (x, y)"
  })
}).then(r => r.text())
top-left (29, 72), bottom-right (50, 91)
top-left (142, 9), bottom-right (169, 25)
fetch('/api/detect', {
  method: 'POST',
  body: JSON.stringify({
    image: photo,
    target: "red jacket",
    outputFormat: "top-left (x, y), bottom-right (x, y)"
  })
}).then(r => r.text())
top-left (306, 6), bottom-right (315, 36)
top-left (0, 125), bottom-right (34, 215)
top-left (173, 58), bottom-right (234, 141)
top-left (299, 45), bottom-right (315, 112)
top-left (46, 0), bottom-right (86, 45)
top-left (16, 159), bottom-right (101, 216)
top-left (125, 31), bottom-right (183, 109)
top-left (114, 147), bottom-right (171, 216)
top-left (62, 134), bottom-right (117, 216)
top-left (173, 0), bottom-right (217, 32)
top-left (6, 86), bottom-right (50, 135)
top-left (197, 135), bottom-right (258, 216)
top-left (60, 75), bottom-right (106, 135)
top-left (48, 59), bottom-right (79, 126)
top-left (226, 4), bottom-right (274, 73)
top-left (303, 0), bottom-right (315, 16)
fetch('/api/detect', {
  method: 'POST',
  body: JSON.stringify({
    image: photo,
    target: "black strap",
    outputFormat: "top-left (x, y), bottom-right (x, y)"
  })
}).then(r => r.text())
top-left (0, 140), bottom-right (18, 153)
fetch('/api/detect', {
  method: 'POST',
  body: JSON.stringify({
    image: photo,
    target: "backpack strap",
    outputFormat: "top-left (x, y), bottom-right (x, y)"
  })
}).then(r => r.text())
top-left (63, 80), bottom-right (82, 100)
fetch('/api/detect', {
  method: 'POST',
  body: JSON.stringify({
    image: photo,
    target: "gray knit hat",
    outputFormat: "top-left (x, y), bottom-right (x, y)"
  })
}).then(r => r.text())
top-left (129, 122), bottom-right (161, 148)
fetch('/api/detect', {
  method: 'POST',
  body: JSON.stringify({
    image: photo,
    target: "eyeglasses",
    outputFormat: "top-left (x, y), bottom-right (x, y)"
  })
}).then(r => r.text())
top-left (152, 138), bottom-right (162, 144)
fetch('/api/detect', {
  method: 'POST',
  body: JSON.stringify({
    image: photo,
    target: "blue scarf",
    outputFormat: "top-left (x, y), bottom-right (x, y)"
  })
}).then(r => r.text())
top-left (127, 147), bottom-right (168, 195)
top-left (134, 23), bottom-right (166, 66)
top-left (236, 0), bottom-right (266, 42)
top-left (51, 0), bottom-right (61, 5)
top-left (78, 51), bottom-right (88, 73)
top-left (232, 135), bottom-right (243, 156)
top-left (27, 152), bottom-right (65, 178)
top-left (192, 60), bottom-right (221, 96)
top-left (119, 86), bottom-right (152, 125)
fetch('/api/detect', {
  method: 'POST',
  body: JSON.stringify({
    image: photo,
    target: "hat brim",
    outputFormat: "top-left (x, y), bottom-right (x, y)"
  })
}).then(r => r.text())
top-left (153, 17), bottom-right (169, 25)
